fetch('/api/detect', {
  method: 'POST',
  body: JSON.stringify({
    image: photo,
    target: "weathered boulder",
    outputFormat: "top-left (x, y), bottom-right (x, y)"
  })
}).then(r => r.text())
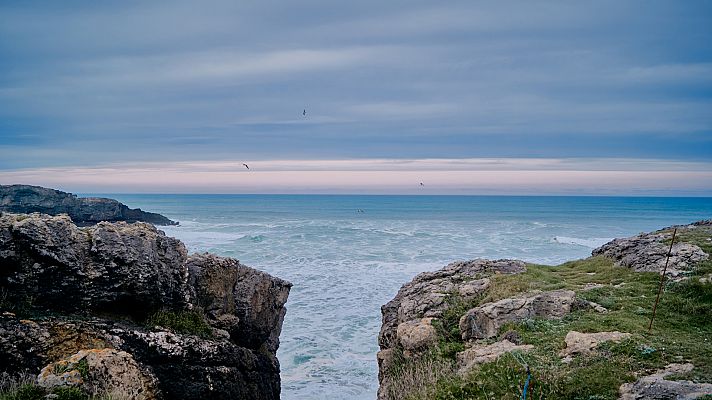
top-left (619, 363), bottom-right (712, 399)
top-left (456, 339), bottom-right (533, 375)
top-left (0, 213), bottom-right (291, 400)
top-left (0, 184), bottom-right (177, 225)
top-left (559, 331), bottom-right (630, 359)
top-left (396, 318), bottom-right (438, 357)
top-left (459, 290), bottom-right (575, 340)
top-left (593, 225), bottom-right (709, 277)
top-left (37, 348), bottom-right (157, 399)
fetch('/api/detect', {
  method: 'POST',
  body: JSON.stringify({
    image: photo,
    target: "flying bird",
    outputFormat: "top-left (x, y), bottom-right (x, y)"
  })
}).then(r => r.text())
top-left (420, 182), bottom-right (424, 186)
top-left (243, 163), bottom-right (250, 170)
top-left (303, 109), bottom-right (306, 117)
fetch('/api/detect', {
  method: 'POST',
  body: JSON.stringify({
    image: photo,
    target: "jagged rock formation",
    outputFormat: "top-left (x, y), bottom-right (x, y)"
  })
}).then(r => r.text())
top-left (593, 222), bottom-right (709, 277)
top-left (0, 184), bottom-right (177, 225)
top-left (0, 213), bottom-right (291, 400)
top-left (619, 363), bottom-right (712, 399)
top-left (459, 289), bottom-right (575, 341)
top-left (377, 259), bottom-right (526, 399)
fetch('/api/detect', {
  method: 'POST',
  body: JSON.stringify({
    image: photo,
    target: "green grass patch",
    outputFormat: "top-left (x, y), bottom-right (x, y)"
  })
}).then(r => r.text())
top-left (145, 309), bottom-right (213, 338)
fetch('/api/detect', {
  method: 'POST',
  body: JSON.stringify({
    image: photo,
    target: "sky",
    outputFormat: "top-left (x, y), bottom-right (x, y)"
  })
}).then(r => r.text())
top-left (0, 1), bottom-right (711, 194)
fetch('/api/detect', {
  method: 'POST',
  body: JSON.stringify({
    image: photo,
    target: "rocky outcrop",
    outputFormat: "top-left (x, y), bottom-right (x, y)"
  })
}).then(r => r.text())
top-left (0, 184), bottom-right (177, 225)
top-left (459, 289), bottom-right (576, 341)
top-left (0, 213), bottom-right (291, 400)
top-left (593, 223), bottom-right (709, 277)
top-left (619, 363), bottom-right (712, 399)
top-left (379, 259), bottom-right (526, 351)
top-left (377, 259), bottom-right (526, 399)
top-left (456, 339), bottom-right (533, 375)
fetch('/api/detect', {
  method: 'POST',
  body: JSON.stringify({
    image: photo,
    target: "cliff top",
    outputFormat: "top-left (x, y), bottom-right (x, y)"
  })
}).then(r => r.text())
top-left (378, 220), bottom-right (712, 400)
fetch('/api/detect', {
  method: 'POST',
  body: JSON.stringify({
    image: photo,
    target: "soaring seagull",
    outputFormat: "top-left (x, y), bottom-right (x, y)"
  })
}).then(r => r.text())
top-left (243, 163), bottom-right (250, 170)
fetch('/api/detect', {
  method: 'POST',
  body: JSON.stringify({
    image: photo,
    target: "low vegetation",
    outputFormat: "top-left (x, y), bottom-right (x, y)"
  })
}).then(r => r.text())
top-left (384, 252), bottom-right (712, 399)
top-left (144, 309), bottom-right (213, 338)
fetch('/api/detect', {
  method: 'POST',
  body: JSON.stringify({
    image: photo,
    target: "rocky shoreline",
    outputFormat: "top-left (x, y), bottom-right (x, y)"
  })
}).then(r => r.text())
top-left (378, 221), bottom-right (712, 399)
top-left (0, 185), bottom-right (178, 226)
top-left (0, 213), bottom-right (290, 399)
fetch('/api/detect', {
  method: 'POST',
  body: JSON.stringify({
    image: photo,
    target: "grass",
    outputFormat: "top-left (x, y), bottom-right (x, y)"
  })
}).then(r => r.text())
top-left (145, 309), bottom-right (213, 338)
top-left (383, 248), bottom-right (712, 400)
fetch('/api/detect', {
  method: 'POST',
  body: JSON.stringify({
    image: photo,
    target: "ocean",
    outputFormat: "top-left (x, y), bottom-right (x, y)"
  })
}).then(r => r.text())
top-left (92, 195), bottom-right (712, 400)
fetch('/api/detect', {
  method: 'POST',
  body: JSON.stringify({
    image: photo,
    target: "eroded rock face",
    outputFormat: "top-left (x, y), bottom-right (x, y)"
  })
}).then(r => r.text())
top-left (0, 213), bottom-right (291, 400)
top-left (459, 290), bottom-right (575, 341)
top-left (0, 213), bottom-right (189, 316)
top-left (619, 363), bottom-right (712, 400)
top-left (0, 185), bottom-right (177, 225)
top-left (456, 339), bottom-right (533, 375)
top-left (593, 224), bottom-right (709, 277)
top-left (187, 253), bottom-right (291, 353)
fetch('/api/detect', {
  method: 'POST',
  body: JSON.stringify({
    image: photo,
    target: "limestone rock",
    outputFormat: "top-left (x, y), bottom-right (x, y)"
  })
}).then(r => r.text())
top-left (593, 226), bottom-right (708, 277)
top-left (619, 363), bottom-right (712, 399)
top-left (0, 213), bottom-right (291, 400)
top-left (396, 318), bottom-right (438, 356)
top-left (457, 339), bottom-right (533, 374)
top-left (459, 290), bottom-right (576, 340)
top-left (377, 259), bottom-right (526, 400)
top-left (0, 213), bottom-right (189, 315)
top-left (37, 348), bottom-right (157, 399)
top-left (560, 331), bottom-right (630, 358)
top-left (187, 253), bottom-right (291, 353)
top-left (379, 259), bottom-right (525, 349)
top-left (0, 184), bottom-right (177, 225)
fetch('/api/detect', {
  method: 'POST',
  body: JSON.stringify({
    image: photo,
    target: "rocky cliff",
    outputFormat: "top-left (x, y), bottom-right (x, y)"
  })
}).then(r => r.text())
top-left (0, 213), bottom-right (291, 400)
top-left (0, 185), bottom-right (177, 226)
top-left (378, 221), bottom-right (712, 400)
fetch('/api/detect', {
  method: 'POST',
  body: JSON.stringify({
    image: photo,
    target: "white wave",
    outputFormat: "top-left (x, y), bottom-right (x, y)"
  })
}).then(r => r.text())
top-left (553, 236), bottom-right (612, 249)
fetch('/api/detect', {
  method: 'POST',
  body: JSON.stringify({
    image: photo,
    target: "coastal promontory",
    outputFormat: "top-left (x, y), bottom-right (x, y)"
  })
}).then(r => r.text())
top-left (378, 221), bottom-right (712, 399)
top-left (0, 212), bottom-right (291, 399)
top-left (0, 185), bottom-right (177, 226)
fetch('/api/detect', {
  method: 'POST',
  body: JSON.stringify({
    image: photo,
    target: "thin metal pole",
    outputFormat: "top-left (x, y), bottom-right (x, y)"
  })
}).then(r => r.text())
top-left (648, 228), bottom-right (677, 333)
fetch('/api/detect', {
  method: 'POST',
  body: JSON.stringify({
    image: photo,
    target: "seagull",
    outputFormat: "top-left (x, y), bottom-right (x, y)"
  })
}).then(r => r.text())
top-left (243, 163), bottom-right (250, 170)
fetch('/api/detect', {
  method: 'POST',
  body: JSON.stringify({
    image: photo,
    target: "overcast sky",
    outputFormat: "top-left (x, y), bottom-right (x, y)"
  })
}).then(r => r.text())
top-left (0, 1), bottom-right (711, 193)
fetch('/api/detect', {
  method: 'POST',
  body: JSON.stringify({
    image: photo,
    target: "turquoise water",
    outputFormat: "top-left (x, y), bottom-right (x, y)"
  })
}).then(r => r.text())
top-left (91, 195), bottom-right (711, 399)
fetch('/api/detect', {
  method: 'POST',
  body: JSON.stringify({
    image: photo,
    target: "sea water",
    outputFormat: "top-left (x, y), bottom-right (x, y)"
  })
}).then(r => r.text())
top-left (92, 195), bottom-right (712, 400)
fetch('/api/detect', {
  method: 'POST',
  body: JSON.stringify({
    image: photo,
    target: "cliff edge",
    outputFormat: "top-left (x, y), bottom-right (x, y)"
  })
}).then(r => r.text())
top-left (0, 213), bottom-right (291, 400)
top-left (0, 185), bottom-right (177, 226)
top-left (378, 221), bottom-right (712, 400)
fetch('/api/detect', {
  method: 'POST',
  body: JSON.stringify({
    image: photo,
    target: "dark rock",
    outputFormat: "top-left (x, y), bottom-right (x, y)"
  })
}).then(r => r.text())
top-left (0, 185), bottom-right (177, 226)
top-left (0, 213), bottom-right (290, 400)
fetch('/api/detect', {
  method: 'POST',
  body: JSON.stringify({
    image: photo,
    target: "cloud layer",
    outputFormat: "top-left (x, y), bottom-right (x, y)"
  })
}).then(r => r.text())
top-left (0, 1), bottom-right (710, 193)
